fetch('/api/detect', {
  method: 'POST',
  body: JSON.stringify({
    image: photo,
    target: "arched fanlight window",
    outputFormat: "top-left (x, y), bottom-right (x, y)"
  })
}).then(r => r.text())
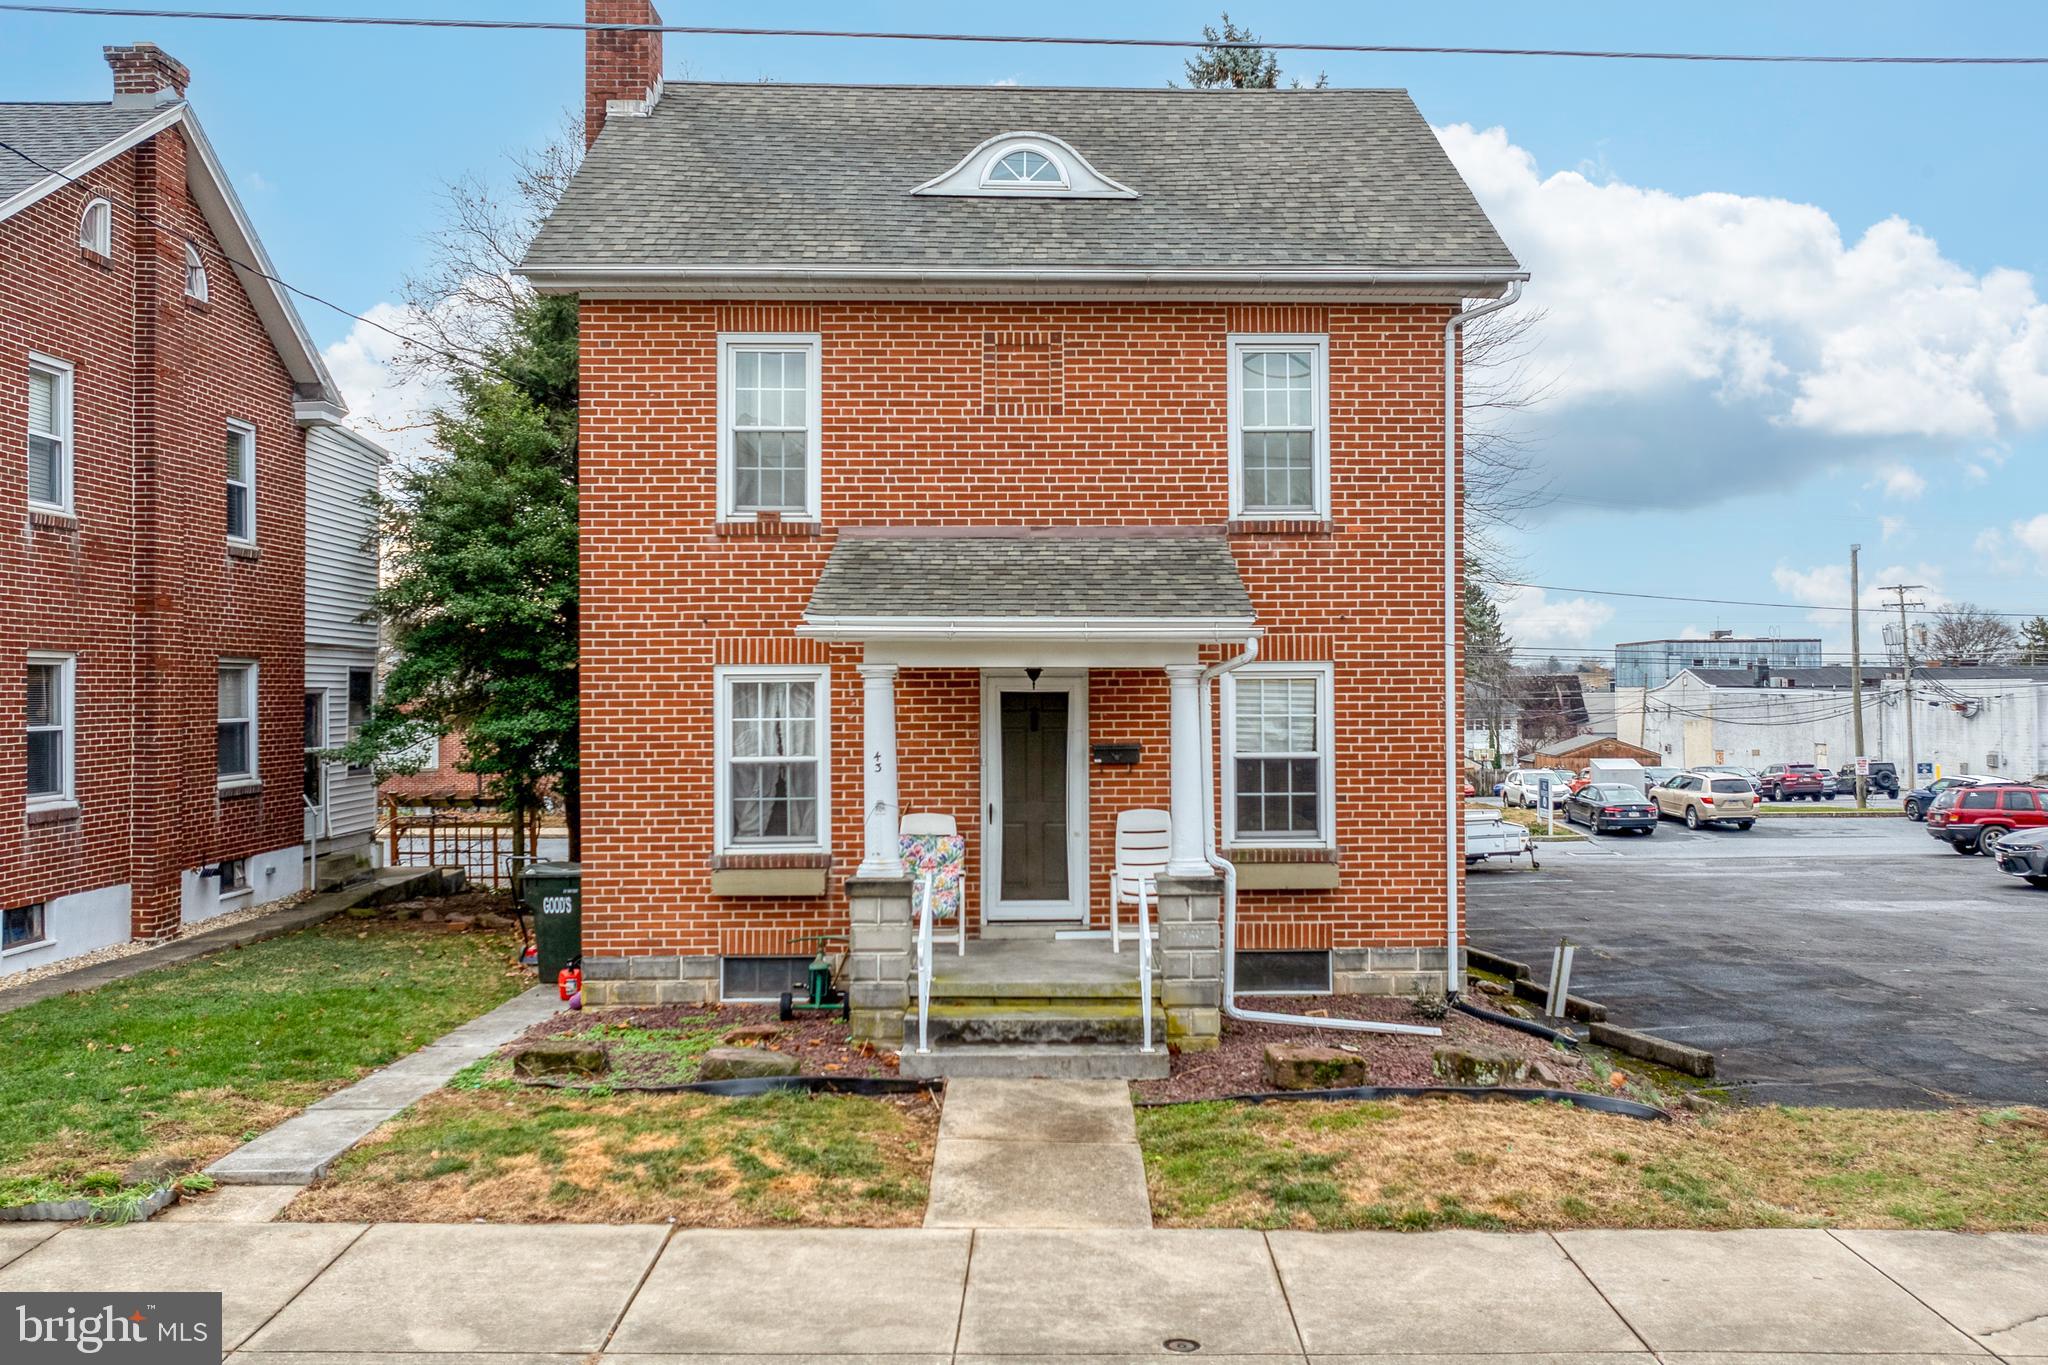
top-left (78, 198), bottom-right (112, 256)
top-left (184, 241), bottom-right (208, 301)
top-left (985, 148), bottom-right (1064, 187)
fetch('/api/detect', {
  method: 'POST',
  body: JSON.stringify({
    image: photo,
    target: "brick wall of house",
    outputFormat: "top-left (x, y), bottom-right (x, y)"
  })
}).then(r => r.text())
top-left (1, 120), bottom-right (305, 939)
top-left (379, 731), bottom-right (485, 803)
top-left (578, 299), bottom-right (1463, 962)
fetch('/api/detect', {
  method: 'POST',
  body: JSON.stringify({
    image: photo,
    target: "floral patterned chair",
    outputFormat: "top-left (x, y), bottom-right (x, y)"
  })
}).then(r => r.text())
top-left (900, 813), bottom-right (967, 956)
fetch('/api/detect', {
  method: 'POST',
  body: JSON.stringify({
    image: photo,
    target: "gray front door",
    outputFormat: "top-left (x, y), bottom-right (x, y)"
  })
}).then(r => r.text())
top-left (1000, 692), bottom-right (1070, 902)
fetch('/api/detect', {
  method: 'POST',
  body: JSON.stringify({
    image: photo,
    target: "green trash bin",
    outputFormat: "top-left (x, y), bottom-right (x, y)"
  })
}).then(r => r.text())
top-left (519, 861), bottom-right (582, 988)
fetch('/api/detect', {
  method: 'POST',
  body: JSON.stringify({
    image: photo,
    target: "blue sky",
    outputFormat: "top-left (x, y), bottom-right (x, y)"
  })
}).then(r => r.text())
top-left (6, 2), bottom-right (2046, 659)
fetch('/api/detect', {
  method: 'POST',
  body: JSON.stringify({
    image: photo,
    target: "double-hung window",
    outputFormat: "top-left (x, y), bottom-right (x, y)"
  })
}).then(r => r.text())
top-left (346, 668), bottom-right (373, 773)
top-left (715, 665), bottom-right (829, 852)
top-left (1228, 335), bottom-right (1328, 520)
top-left (1223, 663), bottom-right (1335, 847)
top-left (225, 420), bottom-right (256, 543)
top-left (27, 355), bottom-right (73, 513)
top-left (303, 689), bottom-right (327, 808)
top-left (26, 653), bottom-right (75, 808)
top-left (717, 334), bottom-right (820, 521)
top-left (218, 661), bottom-right (257, 784)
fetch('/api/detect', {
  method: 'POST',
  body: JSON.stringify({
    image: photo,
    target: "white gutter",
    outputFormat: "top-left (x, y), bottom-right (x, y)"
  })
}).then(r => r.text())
top-left (1199, 640), bottom-right (1445, 1040)
top-left (1441, 282), bottom-right (1524, 1000)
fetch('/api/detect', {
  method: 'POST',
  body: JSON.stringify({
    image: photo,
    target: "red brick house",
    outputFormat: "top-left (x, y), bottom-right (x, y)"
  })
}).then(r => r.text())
top-left (523, 3), bottom-right (1524, 1073)
top-left (3, 45), bottom-right (362, 972)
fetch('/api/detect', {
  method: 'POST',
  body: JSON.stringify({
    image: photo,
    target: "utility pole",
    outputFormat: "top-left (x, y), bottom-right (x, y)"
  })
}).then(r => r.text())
top-left (1849, 546), bottom-right (1866, 808)
top-left (1880, 583), bottom-right (1927, 794)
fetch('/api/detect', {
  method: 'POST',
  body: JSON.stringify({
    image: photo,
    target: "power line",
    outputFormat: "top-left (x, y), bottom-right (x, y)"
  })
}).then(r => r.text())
top-left (1492, 580), bottom-right (2046, 622)
top-left (5, 4), bottom-right (2048, 66)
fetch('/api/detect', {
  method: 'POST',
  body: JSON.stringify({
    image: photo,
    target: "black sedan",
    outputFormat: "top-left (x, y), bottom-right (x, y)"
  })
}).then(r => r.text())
top-left (1563, 783), bottom-right (1658, 836)
top-left (1994, 827), bottom-right (2048, 888)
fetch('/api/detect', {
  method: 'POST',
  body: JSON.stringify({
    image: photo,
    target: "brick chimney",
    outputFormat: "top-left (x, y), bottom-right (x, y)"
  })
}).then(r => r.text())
top-left (105, 44), bottom-right (191, 107)
top-left (585, 0), bottom-right (664, 149)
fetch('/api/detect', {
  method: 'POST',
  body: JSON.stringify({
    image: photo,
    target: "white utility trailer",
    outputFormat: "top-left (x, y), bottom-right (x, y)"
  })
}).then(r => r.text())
top-left (1463, 808), bottom-right (1539, 870)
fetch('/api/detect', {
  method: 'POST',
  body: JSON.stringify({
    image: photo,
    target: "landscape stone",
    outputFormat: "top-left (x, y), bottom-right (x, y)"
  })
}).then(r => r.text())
top-left (698, 1046), bottom-right (800, 1080)
top-left (512, 1041), bottom-right (610, 1079)
top-left (442, 917), bottom-right (474, 933)
top-left (344, 905), bottom-right (381, 920)
top-left (723, 1023), bottom-right (786, 1044)
top-left (1263, 1043), bottom-right (1368, 1091)
top-left (1432, 1043), bottom-right (1532, 1086)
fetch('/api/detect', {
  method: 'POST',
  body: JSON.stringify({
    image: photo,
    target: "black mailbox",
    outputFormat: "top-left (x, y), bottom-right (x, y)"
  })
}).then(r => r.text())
top-left (1091, 743), bottom-right (1142, 766)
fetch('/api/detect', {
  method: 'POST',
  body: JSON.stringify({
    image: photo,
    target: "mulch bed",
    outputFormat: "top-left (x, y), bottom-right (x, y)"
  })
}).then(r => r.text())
top-left (1134, 992), bottom-right (1593, 1103)
top-left (512, 1002), bottom-right (900, 1083)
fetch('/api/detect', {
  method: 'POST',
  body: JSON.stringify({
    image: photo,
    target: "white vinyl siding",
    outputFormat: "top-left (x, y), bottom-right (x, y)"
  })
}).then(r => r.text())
top-left (717, 334), bottom-right (821, 521)
top-left (27, 354), bottom-right (72, 513)
top-left (1227, 334), bottom-right (1329, 520)
top-left (304, 425), bottom-right (382, 650)
top-left (305, 650), bottom-right (378, 841)
top-left (26, 653), bottom-right (75, 808)
top-left (1222, 663), bottom-right (1336, 847)
top-left (225, 420), bottom-right (256, 543)
top-left (217, 660), bottom-right (257, 785)
top-left (713, 665), bottom-right (830, 854)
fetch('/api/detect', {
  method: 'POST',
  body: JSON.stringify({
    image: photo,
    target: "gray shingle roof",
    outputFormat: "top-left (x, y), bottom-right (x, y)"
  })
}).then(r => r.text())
top-left (1687, 665), bottom-right (2048, 689)
top-left (524, 83), bottom-right (1517, 276)
top-left (805, 528), bottom-right (1255, 620)
top-left (0, 102), bottom-right (164, 203)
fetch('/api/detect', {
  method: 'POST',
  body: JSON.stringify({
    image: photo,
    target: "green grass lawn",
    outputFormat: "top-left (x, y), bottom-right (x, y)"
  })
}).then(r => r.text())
top-left (1139, 1098), bottom-right (2048, 1232)
top-left (0, 920), bottom-right (527, 1213)
top-left (284, 1087), bottom-right (937, 1226)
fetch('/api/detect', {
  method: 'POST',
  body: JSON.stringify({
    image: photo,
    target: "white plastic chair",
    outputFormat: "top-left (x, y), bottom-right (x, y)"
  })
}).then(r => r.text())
top-left (900, 813), bottom-right (967, 956)
top-left (1107, 808), bottom-right (1171, 953)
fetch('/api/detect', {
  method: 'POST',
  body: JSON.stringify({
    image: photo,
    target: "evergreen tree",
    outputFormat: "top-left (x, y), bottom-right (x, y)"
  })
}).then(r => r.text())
top-left (1180, 13), bottom-right (1327, 89)
top-left (1463, 577), bottom-right (1515, 762)
top-left (2020, 615), bottom-right (2048, 666)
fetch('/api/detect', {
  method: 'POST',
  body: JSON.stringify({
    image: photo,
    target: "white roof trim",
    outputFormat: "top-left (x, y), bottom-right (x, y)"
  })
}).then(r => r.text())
top-left (799, 613), bottom-right (1260, 643)
top-left (911, 131), bottom-right (1138, 200)
top-left (0, 102), bottom-right (342, 414)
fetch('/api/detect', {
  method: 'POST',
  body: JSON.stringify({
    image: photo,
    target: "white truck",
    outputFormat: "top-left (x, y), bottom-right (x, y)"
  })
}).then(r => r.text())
top-left (1585, 757), bottom-right (1651, 794)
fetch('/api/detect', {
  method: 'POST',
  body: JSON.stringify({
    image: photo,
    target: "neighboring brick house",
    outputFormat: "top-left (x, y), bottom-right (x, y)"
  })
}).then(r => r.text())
top-left (522, 2), bottom-right (1523, 1068)
top-left (2, 45), bottom-right (372, 973)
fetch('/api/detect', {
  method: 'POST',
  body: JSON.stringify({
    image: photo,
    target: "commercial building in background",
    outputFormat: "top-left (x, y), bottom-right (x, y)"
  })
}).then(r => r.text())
top-left (2, 45), bottom-right (378, 974)
top-left (1614, 632), bottom-right (1824, 690)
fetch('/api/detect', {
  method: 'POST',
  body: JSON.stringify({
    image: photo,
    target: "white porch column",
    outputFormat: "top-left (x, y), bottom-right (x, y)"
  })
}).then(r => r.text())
top-left (1164, 663), bottom-right (1211, 877)
top-left (857, 663), bottom-right (905, 878)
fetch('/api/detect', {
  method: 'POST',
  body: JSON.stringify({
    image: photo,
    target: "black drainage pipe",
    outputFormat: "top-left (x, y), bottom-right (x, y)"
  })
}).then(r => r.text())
top-left (1136, 1083), bottom-right (1669, 1122)
top-left (1453, 998), bottom-right (1580, 1049)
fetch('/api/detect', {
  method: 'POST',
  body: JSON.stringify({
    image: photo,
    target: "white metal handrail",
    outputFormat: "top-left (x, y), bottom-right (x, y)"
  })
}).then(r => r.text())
top-left (1136, 875), bottom-right (1155, 1054)
top-left (914, 870), bottom-right (935, 1056)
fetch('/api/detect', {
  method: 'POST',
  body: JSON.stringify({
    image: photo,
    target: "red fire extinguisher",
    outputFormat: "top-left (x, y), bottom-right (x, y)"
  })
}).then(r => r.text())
top-left (558, 958), bottom-right (582, 1004)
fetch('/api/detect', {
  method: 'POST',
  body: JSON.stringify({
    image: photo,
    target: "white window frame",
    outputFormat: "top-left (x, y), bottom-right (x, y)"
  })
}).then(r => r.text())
top-left (27, 353), bottom-right (74, 515)
top-left (715, 333), bottom-right (822, 523)
top-left (1221, 661), bottom-right (1337, 849)
top-left (303, 686), bottom-right (329, 816)
top-left (26, 651), bottom-right (76, 810)
top-left (712, 663), bottom-right (830, 856)
top-left (2, 902), bottom-right (48, 955)
top-left (225, 418), bottom-right (256, 544)
top-left (78, 197), bottom-right (112, 255)
top-left (981, 142), bottom-right (1069, 190)
top-left (183, 240), bottom-right (208, 301)
top-left (217, 659), bottom-right (259, 787)
top-left (1226, 334), bottom-right (1330, 522)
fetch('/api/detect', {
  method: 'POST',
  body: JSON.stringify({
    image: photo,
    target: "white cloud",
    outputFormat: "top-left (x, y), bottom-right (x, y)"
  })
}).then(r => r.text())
top-left (1976, 514), bottom-right (2048, 575)
top-left (320, 301), bottom-right (452, 468)
top-left (1495, 584), bottom-right (1615, 644)
top-left (1871, 463), bottom-right (1926, 501)
top-left (1436, 124), bottom-right (2048, 510)
top-left (1772, 560), bottom-right (1949, 638)
top-left (1880, 515), bottom-right (1906, 543)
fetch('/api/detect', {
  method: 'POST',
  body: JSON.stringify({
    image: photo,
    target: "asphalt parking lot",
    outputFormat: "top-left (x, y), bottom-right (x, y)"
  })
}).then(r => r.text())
top-left (1467, 813), bottom-right (2048, 1106)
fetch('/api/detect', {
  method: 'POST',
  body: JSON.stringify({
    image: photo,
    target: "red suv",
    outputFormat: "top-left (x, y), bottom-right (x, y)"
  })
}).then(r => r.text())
top-left (1926, 784), bottom-right (2048, 855)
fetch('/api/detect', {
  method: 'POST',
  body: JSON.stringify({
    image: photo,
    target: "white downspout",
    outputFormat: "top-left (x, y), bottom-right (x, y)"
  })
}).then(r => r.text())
top-left (1442, 282), bottom-right (1524, 1000)
top-left (1201, 640), bottom-right (1444, 1039)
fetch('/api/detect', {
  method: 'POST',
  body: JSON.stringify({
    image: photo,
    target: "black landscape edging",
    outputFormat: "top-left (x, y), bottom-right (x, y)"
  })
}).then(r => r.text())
top-left (1473, 943), bottom-right (1717, 1080)
top-left (1136, 1083), bottom-right (1670, 1121)
top-left (1453, 998), bottom-right (1579, 1049)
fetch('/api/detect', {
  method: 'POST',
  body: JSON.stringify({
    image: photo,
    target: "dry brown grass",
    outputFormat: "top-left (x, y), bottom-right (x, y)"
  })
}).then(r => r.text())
top-left (285, 1087), bottom-right (938, 1227)
top-left (1141, 1098), bottom-right (2048, 1231)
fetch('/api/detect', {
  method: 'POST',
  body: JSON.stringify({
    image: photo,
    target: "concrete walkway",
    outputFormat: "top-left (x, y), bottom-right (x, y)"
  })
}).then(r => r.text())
top-left (204, 986), bottom-right (558, 1185)
top-left (0, 1222), bottom-right (2042, 1359)
top-left (924, 1079), bottom-right (1151, 1229)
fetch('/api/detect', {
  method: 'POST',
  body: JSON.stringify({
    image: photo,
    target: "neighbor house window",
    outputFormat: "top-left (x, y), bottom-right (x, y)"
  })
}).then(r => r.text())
top-left (718, 334), bottom-right (820, 521)
top-left (218, 660), bottom-right (257, 783)
top-left (346, 668), bottom-right (373, 773)
top-left (26, 653), bottom-right (75, 807)
top-left (78, 198), bottom-right (112, 255)
top-left (3, 903), bottom-right (46, 952)
top-left (27, 355), bottom-right (73, 513)
top-left (303, 689), bottom-right (326, 808)
top-left (715, 665), bottom-right (829, 852)
top-left (225, 421), bottom-right (255, 542)
top-left (1223, 662), bottom-right (1335, 846)
top-left (1228, 335), bottom-right (1328, 520)
top-left (183, 241), bottom-right (208, 301)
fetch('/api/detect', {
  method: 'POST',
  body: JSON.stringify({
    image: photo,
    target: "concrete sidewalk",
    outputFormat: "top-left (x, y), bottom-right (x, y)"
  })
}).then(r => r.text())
top-left (1, 1221), bottom-right (2042, 1360)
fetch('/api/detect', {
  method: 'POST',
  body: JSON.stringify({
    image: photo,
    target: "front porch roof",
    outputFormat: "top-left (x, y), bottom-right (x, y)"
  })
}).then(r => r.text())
top-left (799, 526), bottom-right (1258, 646)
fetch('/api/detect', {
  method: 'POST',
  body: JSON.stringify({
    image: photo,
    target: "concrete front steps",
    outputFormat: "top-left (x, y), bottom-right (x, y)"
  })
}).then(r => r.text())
top-left (897, 941), bottom-right (1170, 1080)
